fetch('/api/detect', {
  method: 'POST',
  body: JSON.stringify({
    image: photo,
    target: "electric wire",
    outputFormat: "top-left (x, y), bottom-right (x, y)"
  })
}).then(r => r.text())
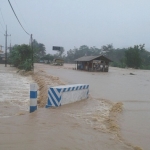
top-left (0, 8), bottom-right (6, 26)
top-left (8, 0), bottom-right (30, 36)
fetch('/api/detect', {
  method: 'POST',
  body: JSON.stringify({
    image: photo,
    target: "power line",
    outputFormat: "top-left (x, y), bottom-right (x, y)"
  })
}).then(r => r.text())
top-left (0, 8), bottom-right (6, 26)
top-left (8, 0), bottom-right (30, 36)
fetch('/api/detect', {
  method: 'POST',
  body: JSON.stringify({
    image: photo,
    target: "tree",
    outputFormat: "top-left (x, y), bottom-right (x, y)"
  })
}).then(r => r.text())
top-left (32, 39), bottom-right (46, 62)
top-left (38, 43), bottom-right (46, 56)
top-left (101, 44), bottom-right (114, 55)
top-left (53, 48), bottom-right (66, 62)
top-left (9, 44), bottom-right (32, 71)
top-left (41, 54), bottom-right (54, 63)
top-left (65, 45), bottom-right (109, 63)
top-left (125, 45), bottom-right (142, 68)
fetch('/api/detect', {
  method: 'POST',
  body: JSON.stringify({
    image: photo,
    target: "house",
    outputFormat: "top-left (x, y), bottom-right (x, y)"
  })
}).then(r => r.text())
top-left (74, 55), bottom-right (112, 72)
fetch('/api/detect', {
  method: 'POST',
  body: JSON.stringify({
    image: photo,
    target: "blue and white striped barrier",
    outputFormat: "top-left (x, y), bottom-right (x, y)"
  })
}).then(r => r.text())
top-left (46, 84), bottom-right (89, 108)
top-left (30, 83), bottom-right (37, 113)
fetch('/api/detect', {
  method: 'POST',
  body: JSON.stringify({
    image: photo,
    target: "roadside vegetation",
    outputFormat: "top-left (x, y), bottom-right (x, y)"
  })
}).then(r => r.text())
top-left (9, 39), bottom-right (46, 71)
top-left (8, 40), bottom-right (150, 71)
top-left (9, 44), bottom-right (32, 71)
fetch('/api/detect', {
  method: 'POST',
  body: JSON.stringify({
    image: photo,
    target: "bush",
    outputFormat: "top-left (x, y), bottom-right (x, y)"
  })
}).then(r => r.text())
top-left (9, 44), bottom-right (33, 71)
top-left (18, 59), bottom-right (32, 71)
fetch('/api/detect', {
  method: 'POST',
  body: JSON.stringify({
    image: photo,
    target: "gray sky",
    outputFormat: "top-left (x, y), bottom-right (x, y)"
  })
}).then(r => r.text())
top-left (0, 0), bottom-right (150, 54)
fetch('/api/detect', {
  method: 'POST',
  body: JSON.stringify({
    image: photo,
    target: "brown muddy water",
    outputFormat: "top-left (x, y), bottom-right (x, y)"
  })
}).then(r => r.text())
top-left (35, 63), bottom-right (150, 150)
top-left (0, 65), bottom-right (33, 117)
top-left (0, 65), bottom-right (132, 150)
top-left (0, 64), bottom-right (150, 150)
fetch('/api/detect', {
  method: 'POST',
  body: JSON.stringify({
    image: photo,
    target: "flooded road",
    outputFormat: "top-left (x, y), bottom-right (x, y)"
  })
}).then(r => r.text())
top-left (36, 63), bottom-right (150, 150)
top-left (0, 64), bottom-right (133, 150)
top-left (0, 105), bottom-right (132, 150)
top-left (0, 65), bottom-right (33, 117)
top-left (0, 64), bottom-right (150, 150)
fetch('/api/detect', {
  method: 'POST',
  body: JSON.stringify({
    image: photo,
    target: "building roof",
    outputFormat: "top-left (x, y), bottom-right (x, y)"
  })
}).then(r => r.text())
top-left (74, 55), bottom-right (112, 62)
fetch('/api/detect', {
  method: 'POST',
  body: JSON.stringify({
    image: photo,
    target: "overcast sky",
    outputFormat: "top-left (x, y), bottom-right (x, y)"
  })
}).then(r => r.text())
top-left (0, 0), bottom-right (150, 54)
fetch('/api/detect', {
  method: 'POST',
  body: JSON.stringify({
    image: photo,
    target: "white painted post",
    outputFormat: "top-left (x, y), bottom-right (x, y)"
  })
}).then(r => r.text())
top-left (46, 84), bottom-right (89, 108)
top-left (30, 83), bottom-right (37, 113)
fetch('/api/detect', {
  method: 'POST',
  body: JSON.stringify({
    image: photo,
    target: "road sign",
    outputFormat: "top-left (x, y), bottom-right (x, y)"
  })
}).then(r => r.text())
top-left (53, 46), bottom-right (63, 51)
top-left (53, 46), bottom-right (62, 51)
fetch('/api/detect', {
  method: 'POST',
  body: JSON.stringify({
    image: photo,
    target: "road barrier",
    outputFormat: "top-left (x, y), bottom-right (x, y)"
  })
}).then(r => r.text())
top-left (30, 83), bottom-right (37, 113)
top-left (46, 84), bottom-right (89, 108)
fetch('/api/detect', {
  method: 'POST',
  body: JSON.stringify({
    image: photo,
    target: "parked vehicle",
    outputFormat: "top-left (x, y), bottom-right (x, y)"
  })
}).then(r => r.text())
top-left (53, 58), bottom-right (64, 66)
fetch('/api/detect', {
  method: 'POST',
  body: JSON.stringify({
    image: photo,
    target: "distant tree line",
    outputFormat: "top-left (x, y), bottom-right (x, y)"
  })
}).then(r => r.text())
top-left (107, 44), bottom-right (150, 69)
top-left (62, 44), bottom-right (150, 70)
top-left (8, 39), bottom-right (150, 71)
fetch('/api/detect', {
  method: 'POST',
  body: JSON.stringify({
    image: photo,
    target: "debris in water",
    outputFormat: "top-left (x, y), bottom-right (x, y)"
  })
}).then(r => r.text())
top-left (130, 73), bottom-right (135, 75)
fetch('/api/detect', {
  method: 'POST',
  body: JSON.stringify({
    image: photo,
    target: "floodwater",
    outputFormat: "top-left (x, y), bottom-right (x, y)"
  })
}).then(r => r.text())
top-left (0, 63), bottom-right (150, 150)
top-left (35, 63), bottom-right (150, 150)
top-left (0, 65), bottom-right (33, 117)
top-left (0, 64), bottom-right (133, 150)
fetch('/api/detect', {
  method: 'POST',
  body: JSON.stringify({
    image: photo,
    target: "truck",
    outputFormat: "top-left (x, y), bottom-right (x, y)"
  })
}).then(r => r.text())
top-left (52, 58), bottom-right (64, 66)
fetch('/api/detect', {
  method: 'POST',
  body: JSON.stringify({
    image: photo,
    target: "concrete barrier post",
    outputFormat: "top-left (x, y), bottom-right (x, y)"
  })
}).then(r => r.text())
top-left (46, 84), bottom-right (89, 108)
top-left (30, 83), bottom-right (37, 113)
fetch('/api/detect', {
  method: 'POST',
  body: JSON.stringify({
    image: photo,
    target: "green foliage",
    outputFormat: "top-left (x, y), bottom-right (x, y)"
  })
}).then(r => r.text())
top-left (32, 39), bottom-right (46, 62)
top-left (65, 45), bottom-right (101, 63)
top-left (41, 54), bottom-right (54, 63)
top-left (125, 45), bottom-right (143, 68)
top-left (10, 42), bottom-right (149, 71)
top-left (140, 65), bottom-right (150, 70)
top-left (106, 48), bottom-right (127, 63)
top-left (111, 59), bottom-right (126, 68)
top-left (9, 44), bottom-right (32, 71)
top-left (64, 44), bottom-right (150, 70)
top-left (19, 59), bottom-right (32, 71)
top-left (139, 47), bottom-right (150, 69)
top-left (52, 47), bottom-right (66, 62)
top-left (64, 44), bottom-right (125, 64)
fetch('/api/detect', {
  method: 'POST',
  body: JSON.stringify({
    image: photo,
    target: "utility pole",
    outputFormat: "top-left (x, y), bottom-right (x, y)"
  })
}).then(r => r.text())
top-left (30, 34), bottom-right (34, 71)
top-left (4, 25), bottom-right (11, 67)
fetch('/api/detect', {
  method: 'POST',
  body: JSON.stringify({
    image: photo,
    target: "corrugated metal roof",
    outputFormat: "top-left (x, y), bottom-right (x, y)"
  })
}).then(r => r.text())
top-left (74, 55), bottom-right (112, 62)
